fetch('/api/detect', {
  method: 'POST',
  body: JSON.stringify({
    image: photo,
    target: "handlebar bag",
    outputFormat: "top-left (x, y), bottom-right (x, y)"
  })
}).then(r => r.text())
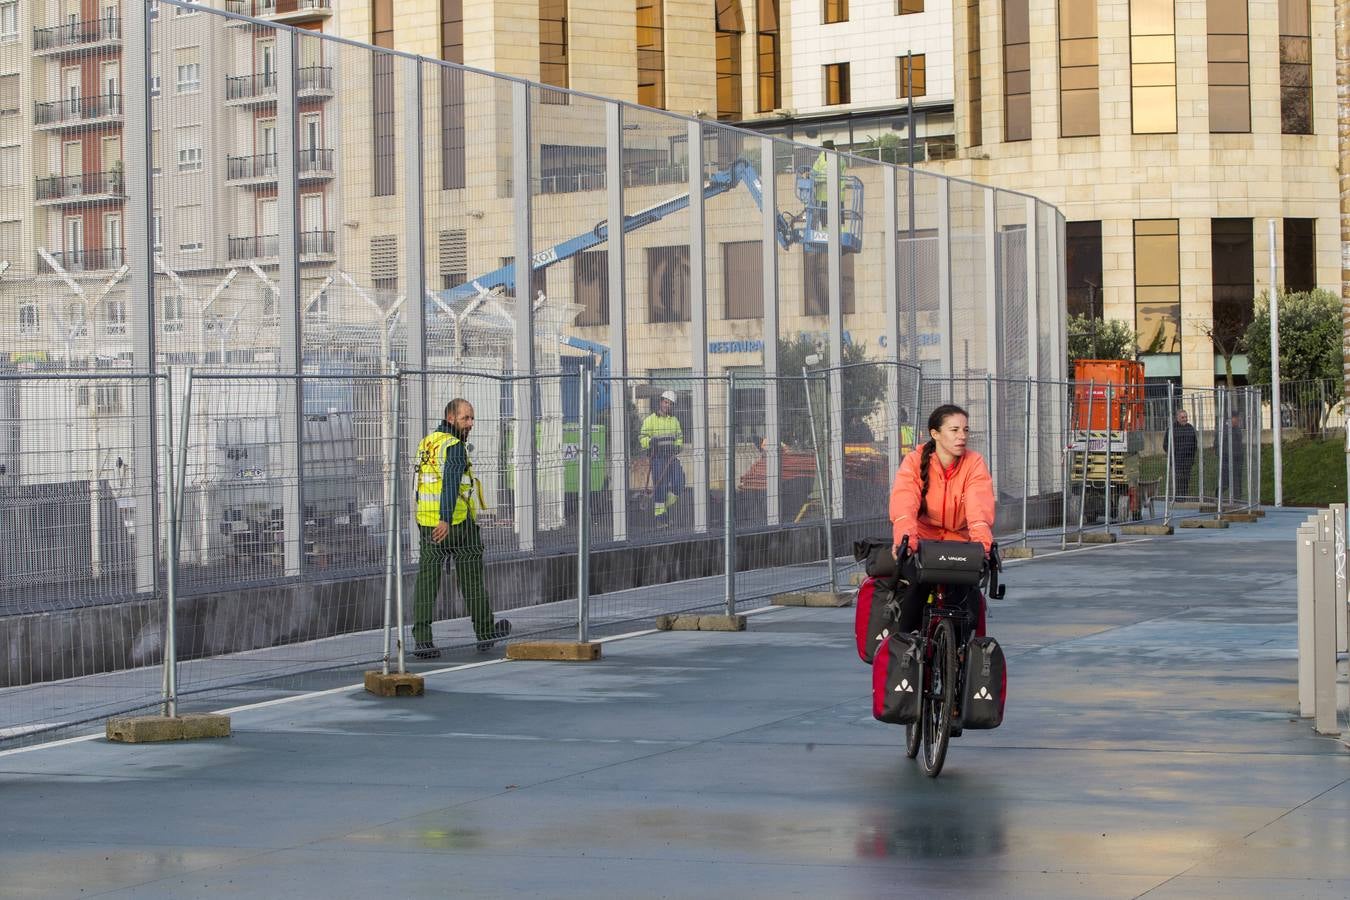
top-left (854, 576), bottom-right (900, 665)
top-left (872, 631), bottom-right (921, 725)
top-left (852, 537), bottom-right (896, 579)
top-left (913, 539), bottom-right (984, 586)
top-left (959, 636), bottom-right (1007, 729)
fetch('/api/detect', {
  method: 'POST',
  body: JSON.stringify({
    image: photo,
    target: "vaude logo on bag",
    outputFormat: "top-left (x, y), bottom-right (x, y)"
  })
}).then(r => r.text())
top-left (894, 679), bottom-right (914, 693)
top-left (937, 553), bottom-right (969, 563)
top-left (974, 686), bottom-right (993, 701)
top-left (874, 627), bottom-right (890, 642)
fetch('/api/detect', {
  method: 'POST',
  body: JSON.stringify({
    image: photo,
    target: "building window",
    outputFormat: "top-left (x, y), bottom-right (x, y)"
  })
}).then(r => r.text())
top-left (574, 250), bottom-right (609, 326)
top-left (1004, 0), bottom-right (1030, 141)
top-left (540, 0), bottom-right (569, 98)
top-left (175, 126), bottom-right (202, 172)
top-left (756, 0), bottom-right (780, 113)
top-left (1279, 0), bottom-right (1312, 134)
top-left (1211, 218), bottom-right (1254, 348)
top-left (439, 228), bottom-right (467, 291)
top-left (824, 0), bottom-right (848, 23)
top-left (18, 302), bottom-right (39, 336)
top-left (175, 204), bottom-right (202, 251)
top-left (647, 245), bottom-right (689, 323)
top-left (104, 299), bottom-right (127, 335)
top-left (162, 294), bottom-right (184, 332)
top-left (174, 0), bottom-right (198, 15)
top-left (637, 0), bottom-right (666, 109)
top-left (0, 218), bottom-right (18, 263)
top-left (151, 52), bottom-right (161, 96)
top-left (1284, 218), bottom-right (1316, 292)
top-left (1059, 0), bottom-right (1099, 137)
top-left (0, 144), bottom-right (17, 187)
top-left (152, 129), bottom-right (162, 175)
top-left (175, 48), bottom-right (201, 94)
top-left (0, 3), bottom-right (16, 42)
top-left (153, 211), bottom-right (163, 252)
top-left (824, 62), bottom-right (850, 105)
top-left (1208, 0), bottom-right (1250, 133)
top-left (1134, 219), bottom-right (1180, 354)
top-left (441, 0), bottom-right (465, 190)
top-left (967, 0), bottom-right (982, 146)
top-left (899, 0), bottom-right (923, 13)
top-left (372, 0), bottom-right (395, 197)
top-left (716, 0), bottom-right (745, 121)
top-left (897, 54), bottom-right (926, 99)
top-left (723, 241), bottom-right (763, 319)
top-left (1065, 221), bottom-right (1103, 318)
top-left (803, 251), bottom-right (856, 316)
top-left (0, 73), bottom-right (17, 115)
top-left (1130, 0), bottom-right (1177, 133)
top-left (371, 235), bottom-right (398, 292)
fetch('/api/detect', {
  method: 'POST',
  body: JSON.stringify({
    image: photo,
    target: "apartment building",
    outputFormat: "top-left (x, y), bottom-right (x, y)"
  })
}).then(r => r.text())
top-left (0, 0), bottom-right (341, 368)
top-left (924, 0), bottom-right (1337, 388)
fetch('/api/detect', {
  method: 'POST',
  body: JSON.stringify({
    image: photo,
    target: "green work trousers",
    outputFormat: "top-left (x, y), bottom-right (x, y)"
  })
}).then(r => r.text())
top-left (413, 519), bottom-right (492, 644)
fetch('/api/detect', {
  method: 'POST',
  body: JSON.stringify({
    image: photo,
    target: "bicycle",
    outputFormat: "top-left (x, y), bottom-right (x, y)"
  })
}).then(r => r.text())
top-left (894, 538), bottom-right (1006, 778)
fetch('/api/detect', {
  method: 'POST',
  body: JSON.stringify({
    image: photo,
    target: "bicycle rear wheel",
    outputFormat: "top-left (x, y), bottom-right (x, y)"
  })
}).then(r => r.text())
top-left (920, 618), bottom-right (957, 777)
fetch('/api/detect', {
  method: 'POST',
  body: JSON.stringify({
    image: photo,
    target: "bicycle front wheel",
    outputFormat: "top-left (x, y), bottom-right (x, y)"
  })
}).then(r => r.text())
top-left (920, 618), bottom-right (957, 777)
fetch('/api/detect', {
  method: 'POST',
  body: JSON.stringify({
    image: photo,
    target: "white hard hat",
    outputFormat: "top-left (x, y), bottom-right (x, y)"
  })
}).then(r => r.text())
top-left (660, 390), bottom-right (677, 404)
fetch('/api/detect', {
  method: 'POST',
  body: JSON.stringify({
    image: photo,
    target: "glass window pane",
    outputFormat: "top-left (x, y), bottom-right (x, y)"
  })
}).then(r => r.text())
top-left (1061, 89), bottom-right (1100, 135)
top-left (1210, 84), bottom-right (1251, 132)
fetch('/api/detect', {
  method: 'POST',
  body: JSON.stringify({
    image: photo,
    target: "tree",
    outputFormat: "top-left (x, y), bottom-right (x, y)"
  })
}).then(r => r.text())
top-left (1191, 301), bottom-right (1249, 390)
top-left (1245, 289), bottom-right (1344, 433)
top-left (776, 335), bottom-right (888, 448)
top-left (1066, 313), bottom-right (1137, 368)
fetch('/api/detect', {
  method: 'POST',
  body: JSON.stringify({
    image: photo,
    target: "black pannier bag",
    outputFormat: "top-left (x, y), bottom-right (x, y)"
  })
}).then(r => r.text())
top-left (913, 539), bottom-right (984, 586)
top-left (852, 537), bottom-right (896, 580)
top-left (854, 576), bottom-right (899, 665)
top-left (872, 631), bottom-right (921, 724)
top-left (960, 636), bottom-right (1007, 729)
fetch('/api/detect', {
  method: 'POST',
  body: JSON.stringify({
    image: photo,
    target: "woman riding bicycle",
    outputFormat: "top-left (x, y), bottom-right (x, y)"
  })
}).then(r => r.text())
top-left (888, 404), bottom-right (996, 636)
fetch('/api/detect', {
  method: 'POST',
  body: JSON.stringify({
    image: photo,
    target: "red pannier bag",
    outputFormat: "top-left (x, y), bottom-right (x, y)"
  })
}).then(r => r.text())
top-left (854, 575), bottom-right (900, 665)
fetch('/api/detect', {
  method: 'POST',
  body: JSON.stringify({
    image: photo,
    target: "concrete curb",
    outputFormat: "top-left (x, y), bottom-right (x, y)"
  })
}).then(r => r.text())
top-left (106, 713), bottom-right (231, 744)
top-left (1122, 524), bottom-right (1173, 535)
top-left (363, 671), bottom-right (425, 696)
top-left (505, 641), bottom-right (602, 661)
top-left (655, 614), bottom-right (748, 632)
top-left (771, 591), bottom-right (854, 608)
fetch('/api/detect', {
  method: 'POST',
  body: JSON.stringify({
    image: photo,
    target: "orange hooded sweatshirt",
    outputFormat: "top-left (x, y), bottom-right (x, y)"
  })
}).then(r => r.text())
top-left (889, 447), bottom-right (996, 552)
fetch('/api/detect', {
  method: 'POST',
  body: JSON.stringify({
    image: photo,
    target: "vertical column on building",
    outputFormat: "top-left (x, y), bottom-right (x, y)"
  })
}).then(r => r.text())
top-left (512, 82), bottom-right (537, 551)
top-left (277, 28), bottom-right (304, 577)
top-left (826, 152), bottom-right (844, 520)
top-left (125, 0), bottom-right (157, 593)
top-left (984, 189), bottom-right (999, 476)
top-left (402, 57), bottom-right (427, 425)
top-left (688, 121), bottom-right (709, 533)
top-left (761, 137), bottom-right (781, 526)
top-left (884, 167), bottom-right (901, 477)
top-left (606, 102), bottom-right (629, 542)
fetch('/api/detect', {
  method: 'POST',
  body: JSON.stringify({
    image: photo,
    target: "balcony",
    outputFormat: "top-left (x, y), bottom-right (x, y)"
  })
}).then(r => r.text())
top-left (224, 67), bottom-right (333, 106)
top-left (34, 95), bottom-right (124, 131)
top-left (35, 171), bottom-right (127, 206)
top-left (224, 0), bottom-right (333, 25)
top-left (224, 149), bottom-right (335, 186)
top-left (39, 248), bottom-right (126, 274)
top-left (33, 16), bottom-right (122, 55)
top-left (227, 230), bottom-right (334, 262)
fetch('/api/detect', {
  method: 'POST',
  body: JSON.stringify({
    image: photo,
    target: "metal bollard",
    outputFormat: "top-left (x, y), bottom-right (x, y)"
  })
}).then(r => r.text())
top-left (1296, 517), bottom-right (1316, 718)
top-left (1312, 511), bottom-right (1340, 735)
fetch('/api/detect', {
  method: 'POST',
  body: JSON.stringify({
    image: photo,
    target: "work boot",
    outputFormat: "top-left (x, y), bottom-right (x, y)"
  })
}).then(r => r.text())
top-left (412, 642), bottom-right (441, 660)
top-left (476, 618), bottom-right (512, 653)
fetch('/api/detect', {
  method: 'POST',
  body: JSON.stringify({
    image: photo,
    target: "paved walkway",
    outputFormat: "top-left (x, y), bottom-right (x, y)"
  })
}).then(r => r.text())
top-left (2, 508), bottom-right (1347, 899)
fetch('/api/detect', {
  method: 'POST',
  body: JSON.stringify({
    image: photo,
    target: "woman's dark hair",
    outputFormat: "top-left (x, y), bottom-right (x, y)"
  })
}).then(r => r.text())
top-left (917, 404), bottom-right (969, 518)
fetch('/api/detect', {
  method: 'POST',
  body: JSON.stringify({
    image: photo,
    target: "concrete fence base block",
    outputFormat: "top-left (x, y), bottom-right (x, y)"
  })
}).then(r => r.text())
top-left (1002, 546), bottom-right (1035, 559)
top-left (106, 713), bottom-right (231, 744)
top-left (363, 671), bottom-right (425, 697)
top-left (1173, 502), bottom-right (1218, 512)
top-left (1080, 532), bottom-right (1118, 544)
top-left (656, 614), bottom-right (747, 631)
top-left (848, 572), bottom-right (865, 586)
top-left (1122, 524), bottom-right (1174, 535)
top-left (1250, 509), bottom-right (1266, 517)
top-left (506, 641), bottom-right (602, 661)
top-left (772, 591), bottom-right (853, 608)
top-left (1219, 513), bottom-right (1257, 523)
top-left (1180, 519), bottom-right (1229, 529)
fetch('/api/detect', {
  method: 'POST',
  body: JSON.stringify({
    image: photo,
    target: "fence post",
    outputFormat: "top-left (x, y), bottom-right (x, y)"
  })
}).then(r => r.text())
top-left (381, 368), bottom-right (399, 676)
top-left (724, 373), bottom-right (737, 617)
top-left (1164, 381), bottom-right (1175, 525)
top-left (162, 369), bottom-right (191, 718)
top-left (803, 367), bottom-right (837, 594)
top-left (1195, 393), bottom-right (1206, 506)
top-left (1060, 381), bottom-right (1071, 550)
top-left (392, 372), bottom-right (406, 674)
top-left (1104, 382), bottom-right (1114, 531)
top-left (1076, 381), bottom-right (1094, 539)
top-left (577, 360), bottom-right (593, 644)
top-left (1021, 375), bottom-right (1032, 547)
top-left (1216, 389), bottom-right (1227, 515)
top-left (984, 374), bottom-right (995, 479)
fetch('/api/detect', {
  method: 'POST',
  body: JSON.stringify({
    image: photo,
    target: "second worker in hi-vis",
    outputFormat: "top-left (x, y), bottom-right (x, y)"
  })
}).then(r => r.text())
top-left (412, 398), bottom-right (511, 658)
